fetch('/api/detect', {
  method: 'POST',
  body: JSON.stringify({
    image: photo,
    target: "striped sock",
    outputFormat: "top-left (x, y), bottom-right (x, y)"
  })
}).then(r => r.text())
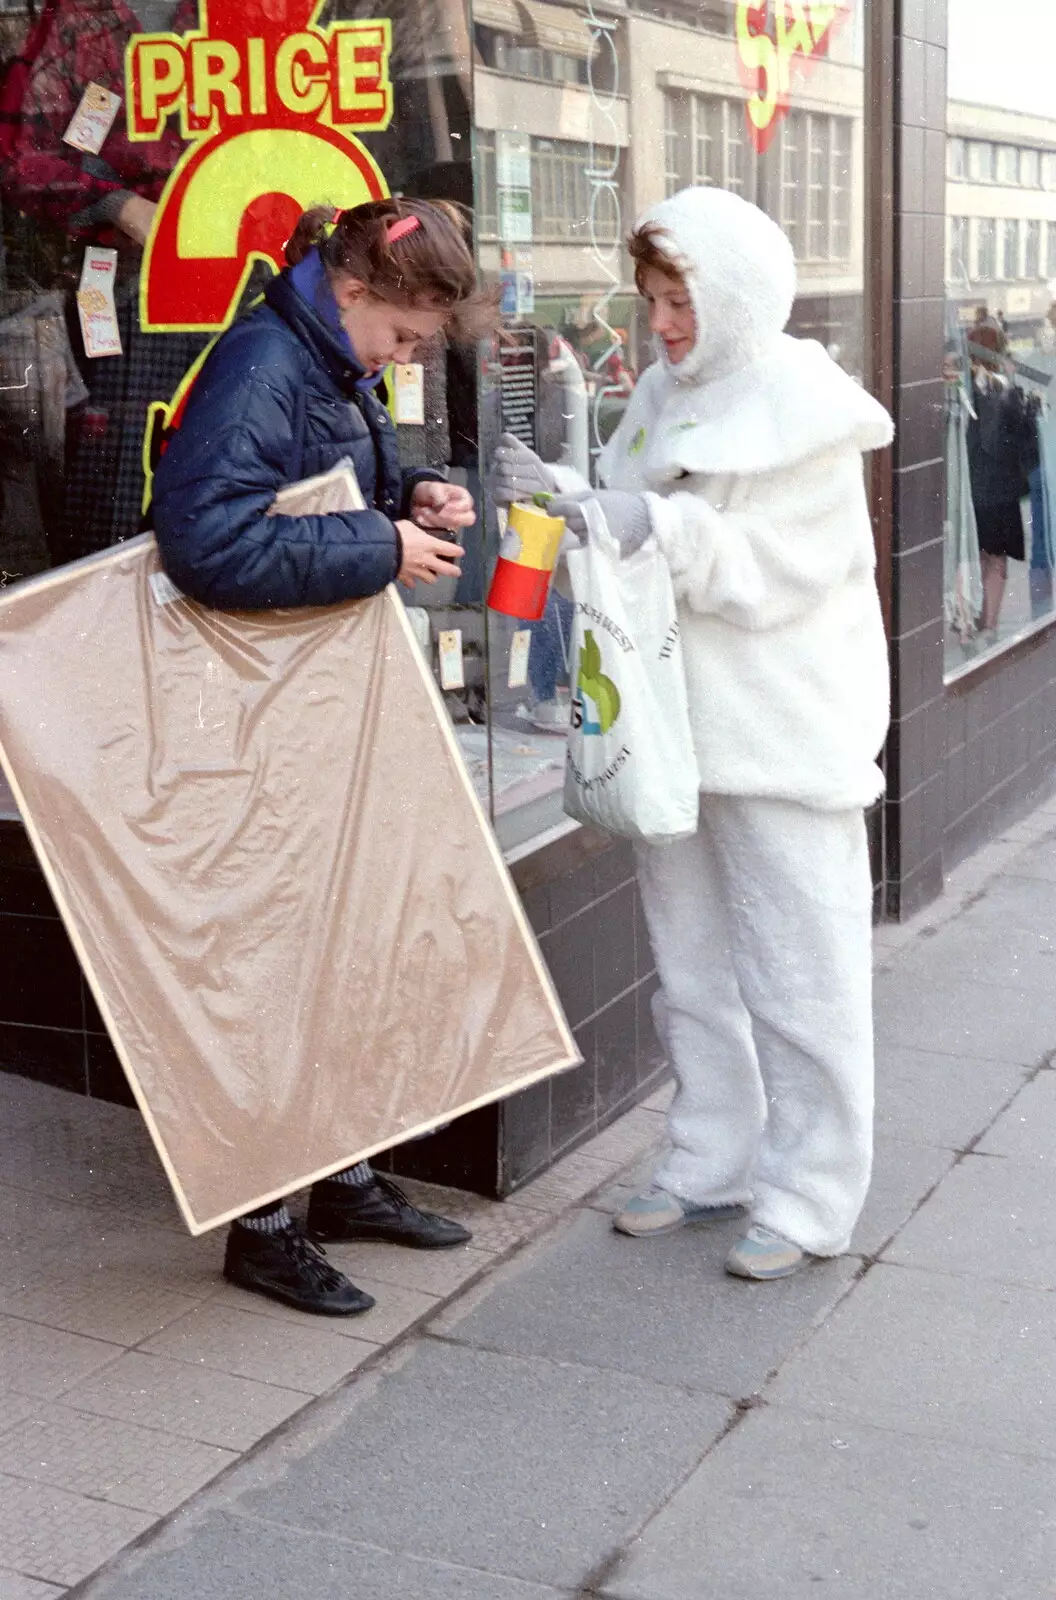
top-left (326, 1161), bottom-right (374, 1187)
top-left (237, 1201), bottom-right (293, 1234)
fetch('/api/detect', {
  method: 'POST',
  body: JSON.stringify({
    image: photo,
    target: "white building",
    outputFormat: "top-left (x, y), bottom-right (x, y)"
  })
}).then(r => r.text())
top-left (946, 99), bottom-right (1056, 335)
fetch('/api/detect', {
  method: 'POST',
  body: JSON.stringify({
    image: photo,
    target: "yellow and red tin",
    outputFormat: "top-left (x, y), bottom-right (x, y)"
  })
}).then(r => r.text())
top-left (487, 501), bottom-right (566, 621)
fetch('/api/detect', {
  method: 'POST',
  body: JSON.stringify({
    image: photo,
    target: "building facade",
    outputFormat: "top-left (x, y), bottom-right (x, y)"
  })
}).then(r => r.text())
top-left (0, 0), bottom-right (1051, 1194)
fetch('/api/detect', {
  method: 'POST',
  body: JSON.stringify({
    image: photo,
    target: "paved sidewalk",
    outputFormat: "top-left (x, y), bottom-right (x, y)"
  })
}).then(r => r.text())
top-left (6, 795), bottom-right (1056, 1597)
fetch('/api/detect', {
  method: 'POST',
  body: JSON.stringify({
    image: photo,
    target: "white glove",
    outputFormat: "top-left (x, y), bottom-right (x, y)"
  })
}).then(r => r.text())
top-left (490, 433), bottom-right (558, 506)
top-left (549, 489), bottom-right (651, 557)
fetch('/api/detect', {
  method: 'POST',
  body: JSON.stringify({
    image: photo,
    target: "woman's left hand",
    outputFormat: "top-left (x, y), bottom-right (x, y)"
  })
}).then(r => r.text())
top-left (411, 481), bottom-right (476, 530)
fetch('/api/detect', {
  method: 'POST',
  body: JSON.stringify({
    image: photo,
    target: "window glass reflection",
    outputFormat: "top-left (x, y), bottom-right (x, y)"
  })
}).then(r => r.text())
top-left (477, 0), bottom-right (867, 844)
top-left (945, 0), bottom-right (1056, 671)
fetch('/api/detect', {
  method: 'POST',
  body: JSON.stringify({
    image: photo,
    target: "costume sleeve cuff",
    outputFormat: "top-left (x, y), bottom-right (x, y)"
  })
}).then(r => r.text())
top-left (643, 490), bottom-right (725, 592)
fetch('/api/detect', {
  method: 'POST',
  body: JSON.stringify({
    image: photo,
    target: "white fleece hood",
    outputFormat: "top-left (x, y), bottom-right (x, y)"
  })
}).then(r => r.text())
top-left (609, 187), bottom-right (893, 480)
top-left (641, 186), bottom-right (797, 387)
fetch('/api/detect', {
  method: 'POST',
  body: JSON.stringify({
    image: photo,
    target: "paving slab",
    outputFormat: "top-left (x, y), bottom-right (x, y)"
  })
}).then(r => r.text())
top-left (60, 1352), bottom-right (307, 1451)
top-left (0, 1472), bottom-right (153, 1588)
top-left (0, 1404), bottom-right (235, 1515)
top-left (888, 890), bottom-right (1056, 994)
top-left (977, 1069), bottom-right (1056, 1160)
top-left (873, 970), bottom-right (1056, 1065)
top-left (0, 1273), bottom-right (200, 1347)
top-left (601, 1406), bottom-right (1056, 1600)
top-left (768, 1263), bottom-right (1056, 1461)
top-left (139, 1302), bottom-right (376, 1394)
top-left (440, 1208), bottom-right (858, 1398)
top-left (873, 1045), bottom-right (1028, 1150)
top-left (850, 1136), bottom-right (952, 1257)
top-left (0, 1568), bottom-right (67, 1598)
top-left (0, 1101), bottom-right (182, 1231)
top-left (1005, 836), bottom-right (1056, 882)
top-left (0, 1075), bottom-right (84, 1135)
top-left (78, 1512), bottom-right (570, 1600)
top-left (884, 1150), bottom-right (1056, 1290)
top-left (234, 1338), bottom-right (731, 1591)
top-left (0, 1315), bottom-right (121, 1400)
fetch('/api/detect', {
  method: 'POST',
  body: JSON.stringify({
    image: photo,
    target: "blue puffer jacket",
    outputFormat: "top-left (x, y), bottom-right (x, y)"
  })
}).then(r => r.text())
top-left (153, 270), bottom-right (440, 609)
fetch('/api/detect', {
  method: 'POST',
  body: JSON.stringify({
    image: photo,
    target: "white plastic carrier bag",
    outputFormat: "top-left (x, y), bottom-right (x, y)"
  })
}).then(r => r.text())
top-left (563, 498), bottom-right (700, 842)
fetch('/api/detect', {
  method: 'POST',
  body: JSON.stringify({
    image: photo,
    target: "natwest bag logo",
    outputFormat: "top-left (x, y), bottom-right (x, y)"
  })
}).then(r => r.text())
top-left (735, 2), bottom-right (851, 154)
top-left (572, 630), bottom-right (622, 737)
top-left (126, 0), bottom-right (392, 331)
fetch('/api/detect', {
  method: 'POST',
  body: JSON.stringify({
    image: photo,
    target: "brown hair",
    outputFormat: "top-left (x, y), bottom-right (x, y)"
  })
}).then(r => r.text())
top-left (285, 198), bottom-right (494, 339)
top-left (627, 221), bottom-right (685, 293)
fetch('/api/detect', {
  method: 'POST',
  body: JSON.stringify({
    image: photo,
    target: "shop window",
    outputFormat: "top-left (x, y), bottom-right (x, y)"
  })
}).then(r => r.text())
top-left (476, 26), bottom-right (588, 86)
top-left (996, 144), bottom-right (1019, 185)
top-left (968, 141), bottom-right (996, 182)
top-left (533, 138), bottom-right (620, 242)
top-left (662, 91), bottom-right (756, 198)
top-left (475, 0), bottom-right (867, 847)
top-left (1021, 148), bottom-right (1041, 188)
top-left (949, 215), bottom-right (971, 285)
top-left (945, 0), bottom-right (1056, 681)
top-left (475, 133), bottom-right (619, 243)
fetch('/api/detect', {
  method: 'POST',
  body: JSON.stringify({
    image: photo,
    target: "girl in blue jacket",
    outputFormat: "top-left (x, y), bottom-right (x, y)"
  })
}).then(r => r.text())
top-left (154, 199), bottom-right (488, 1317)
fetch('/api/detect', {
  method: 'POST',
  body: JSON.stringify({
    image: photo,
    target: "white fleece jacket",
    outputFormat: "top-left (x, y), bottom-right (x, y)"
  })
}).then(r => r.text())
top-left (591, 187), bottom-right (894, 811)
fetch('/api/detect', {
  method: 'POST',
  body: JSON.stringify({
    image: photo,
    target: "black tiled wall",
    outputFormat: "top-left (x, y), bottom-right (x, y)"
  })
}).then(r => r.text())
top-left (885, 0), bottom-right (949, 918)
top-left (944, 640), bottom-right (1056, 868)
top-left (0, 823), bottom-right (130, 1103)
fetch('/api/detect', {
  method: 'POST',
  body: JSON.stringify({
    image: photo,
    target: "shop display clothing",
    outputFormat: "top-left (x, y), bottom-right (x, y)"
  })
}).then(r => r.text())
top-left (0, 0), bottom-right (190, 239)
top-left (943, 372), bottom-right (982, 638)
top-left (0, 0), bottom-right (205, 557)
top-left (153, 257), bottom-right (443, 608)
top-left (965, 376), bottom-right (1037, 560)
top-left (638, 797), bottom-right (873, 1257)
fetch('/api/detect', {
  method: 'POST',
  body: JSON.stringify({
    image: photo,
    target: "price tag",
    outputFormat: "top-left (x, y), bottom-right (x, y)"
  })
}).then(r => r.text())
top-left (438, 629), bottom-right (465, 691)
top-left (507, 629), bottom-right (532, 688)
top-left (63, 83), bottom-right (122, 155)
top-left (76, 248), bottom-right (122, 359)
top-left (393, 363), bottom-right (425, 425)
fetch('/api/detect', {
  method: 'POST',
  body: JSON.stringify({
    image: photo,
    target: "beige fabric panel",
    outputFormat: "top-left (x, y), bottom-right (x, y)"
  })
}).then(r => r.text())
top-left (0, 538), bottom-right (577, 1233)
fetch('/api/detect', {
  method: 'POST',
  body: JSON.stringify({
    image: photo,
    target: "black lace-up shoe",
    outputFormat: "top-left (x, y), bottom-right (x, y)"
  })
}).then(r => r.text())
top-left (224, 1219), bottom-right (375, 1315)
top-left (307, 1174), bottom-right (472, 1249)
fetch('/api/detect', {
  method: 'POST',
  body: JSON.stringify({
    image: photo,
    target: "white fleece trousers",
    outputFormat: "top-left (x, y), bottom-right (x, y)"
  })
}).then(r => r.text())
top-left (636, 796), bottom-right (874, 1256)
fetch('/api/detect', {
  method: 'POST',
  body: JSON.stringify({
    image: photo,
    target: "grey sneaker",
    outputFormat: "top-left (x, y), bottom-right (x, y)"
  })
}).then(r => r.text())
top-left (613, 1187), bottom-right (745, 1238)
top-left (725, 1224), bottom-right (806, 1280)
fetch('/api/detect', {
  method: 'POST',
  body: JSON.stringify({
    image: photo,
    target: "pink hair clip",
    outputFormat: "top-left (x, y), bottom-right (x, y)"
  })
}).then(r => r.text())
top-left (386, 215), bottom-right (420, 244)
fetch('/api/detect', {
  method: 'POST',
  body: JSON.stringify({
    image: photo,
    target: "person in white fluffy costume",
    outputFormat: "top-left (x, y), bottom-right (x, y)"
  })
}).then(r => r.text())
top-left (492, 186), bottom-right (893, 1279)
